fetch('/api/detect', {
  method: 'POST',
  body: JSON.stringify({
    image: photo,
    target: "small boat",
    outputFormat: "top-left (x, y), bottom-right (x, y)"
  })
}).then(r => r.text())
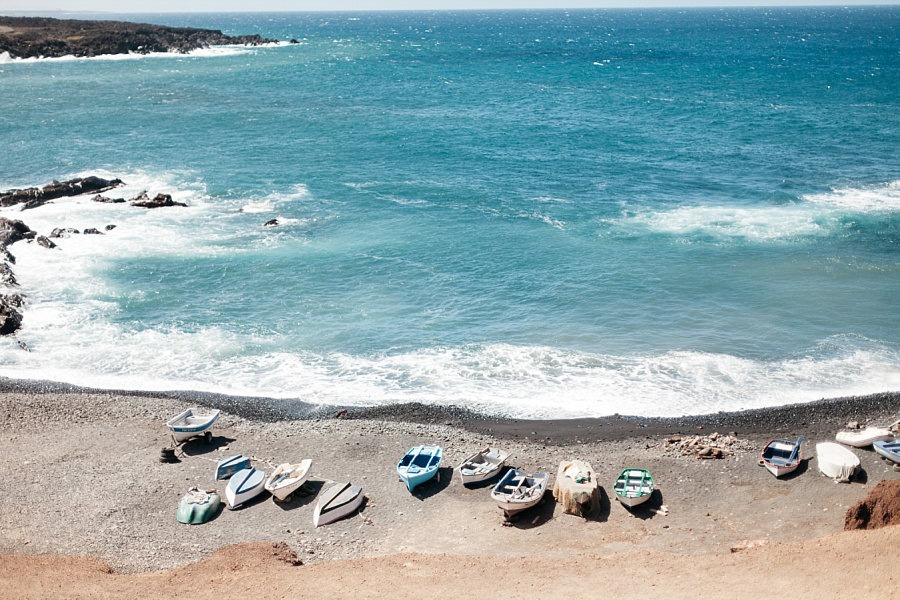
top-left (458, 447), bottom-right (510, 486)
top-left (835, 427), bottom-right (893, 448)
top-left (760, 436), bottom-right (803, 478)
top-left (313, 482), bottom-right (364, 527)
top-left (816, 442), bottom-right (860, 482)
top-left (613, 468), bottom-right (654, 508)
top-left (215, 455), bottom-right (251, 480)
top-left (491, 468), bottom-right (549, 518)
top-left (176, 487), bottom-right (220, 525)
top-left (397, 446), bottom-right (442, 492)
top-left (166, 408), bottom-right (220, 444)
top-left (873, 439), bottom-right (900, 464)
top-left (225, 467), bottom-right (266, 509)
top-left (553, 459), bottom-right (599, 516)
top-left (265, 459), bottom-right (313, 501)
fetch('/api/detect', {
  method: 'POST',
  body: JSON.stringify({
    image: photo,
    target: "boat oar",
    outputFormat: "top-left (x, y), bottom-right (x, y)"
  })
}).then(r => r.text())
top-left (788, 436), bottom-right (803, 464)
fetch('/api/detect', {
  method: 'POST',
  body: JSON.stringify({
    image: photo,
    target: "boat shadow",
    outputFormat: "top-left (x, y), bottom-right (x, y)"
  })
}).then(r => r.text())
top-left (779, 458), bottom-right (810, 481)
top-left (851, 467), bottom-right (868, 484)
top-left (273, 480), bottom-right (325, 511)
top-left (620, 489), bottom-right (664, 521)
top-left (410, 467), bottom-right (454, 500)
top-left (505, 493), bottom-right (556, 529)
top-left (583, 486), bottom-right (611, 523)
top-left (227, 490), bottom-right (271, 512)
top-left (179, 435), bottom-right (237, 457)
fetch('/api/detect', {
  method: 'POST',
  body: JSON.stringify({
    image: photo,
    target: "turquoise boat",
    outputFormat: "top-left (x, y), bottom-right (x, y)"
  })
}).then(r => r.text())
top-left (397, 446), bottom-right (442, 492)
top-left (176, 487), bottom-right (220, 525)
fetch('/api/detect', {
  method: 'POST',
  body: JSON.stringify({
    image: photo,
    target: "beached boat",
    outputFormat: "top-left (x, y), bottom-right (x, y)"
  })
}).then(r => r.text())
top-left (215, 455), bottom-right (251, 480)
top-left (873, 439), bottom-right (900, 464)
top-left (176, 487), bottom-right (220, 525)
top-left (225, 467), bottom-right (266, 509)
top-left (458, 447), bottom-right (510, 486)
top-left (816, 442), bottom-right (860, 483)
top-left (491, 468), bottom-right (549, 518)
top-left (760, 436), bottom-right (803, 478)
top-left (835, 427), bottom-right (893, 448)
top-left (166, 408), bottom-right (220, 444)
top-left (313, 482), bottom-right (364, 527)
top-left (553, 459), bottom-right (599, 516)
top-left (265, 459), bottom-right (312, 501)
top-left (397, 446), bottom-right (442, 492)
top-left (613, 468), bottom-right (654, 508)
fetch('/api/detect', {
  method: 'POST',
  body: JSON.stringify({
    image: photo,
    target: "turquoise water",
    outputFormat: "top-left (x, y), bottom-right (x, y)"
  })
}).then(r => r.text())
top-left (0, 8), bottom-right (898, 417)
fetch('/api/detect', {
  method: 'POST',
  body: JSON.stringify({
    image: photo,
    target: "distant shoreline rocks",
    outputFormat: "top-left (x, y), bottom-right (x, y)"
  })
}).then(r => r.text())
top-left (0, 16), bottom-right (277, 60)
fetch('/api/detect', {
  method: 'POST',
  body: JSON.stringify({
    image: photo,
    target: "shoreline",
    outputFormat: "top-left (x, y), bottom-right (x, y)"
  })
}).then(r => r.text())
top-left (2, 376), bottom-right (896, 444)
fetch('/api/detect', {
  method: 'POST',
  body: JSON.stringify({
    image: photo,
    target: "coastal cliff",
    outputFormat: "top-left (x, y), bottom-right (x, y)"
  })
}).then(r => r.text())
top-left (0, 16), bottom-right (276, 59)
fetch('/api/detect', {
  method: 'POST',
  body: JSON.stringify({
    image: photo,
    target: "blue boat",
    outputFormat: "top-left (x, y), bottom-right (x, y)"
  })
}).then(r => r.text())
top-left (397, 446), bottom-right (443, 492)
top-left (873, 439), bottom-right (900, 464)
top-left (215, 455), bottom-right (251, 480)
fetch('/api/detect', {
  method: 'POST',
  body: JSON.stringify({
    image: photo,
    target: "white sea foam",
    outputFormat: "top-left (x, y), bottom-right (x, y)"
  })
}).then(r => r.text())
top-left (0, 44), bottom-right (274, 64)
top-left (240, 199), bottom-right (276, 213)
top-left (803, 180), bottom-right (900, 212)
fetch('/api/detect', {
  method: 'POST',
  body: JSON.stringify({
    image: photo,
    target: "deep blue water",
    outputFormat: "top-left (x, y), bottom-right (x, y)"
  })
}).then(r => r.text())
top-left (0, 8), bottom-right (897, 417)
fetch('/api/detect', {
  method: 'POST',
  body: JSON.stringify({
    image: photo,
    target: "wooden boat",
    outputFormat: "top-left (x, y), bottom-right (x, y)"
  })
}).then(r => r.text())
top-left (552, 459), bottom-right (599, 516)
top-left (490, 468), bottom-right (549, 518)
top-left (225, 467), bottom-right (266, 509)
top-left (176, 487), bottom-right (220, 525)
top-left (613, 468), bottom-right (654, 508)
top-left (313, 482), bottom-right (364, 527)
top-left (835, 427), bottom-right (893, 448)
top-left (215, 455), bottom-right (251, 480)
top-left (458, 447), bottom-right (510, 486)
top-left (397, 446), bottom-right (442, 492)
top-left (166, 408), bottom-right (220, 444)
top-left (816, 442), bottom-right (860, 483)
top-left (760, 436), bottom-right (803, 478)
top-left (265, 459), bottom-right (312, 501)
top-left (873, 439), bottom-right (900, 464)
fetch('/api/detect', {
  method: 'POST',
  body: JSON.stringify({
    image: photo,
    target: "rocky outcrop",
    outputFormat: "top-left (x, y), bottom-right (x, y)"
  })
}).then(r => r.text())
top-left (845, 480), bottom-right (900, 530)
top-left (92, 194), bottom-right (125, 204)
top-left (131, 192), bottom-right (187, 209)
top-left (0, 293), bottom-right (24, 335)
top-left (0, 16), bottom-right (277, 59)
top-left (1, 176), bottom-right (123, 208)
top-left (0, 218), bottom-right (37, 336)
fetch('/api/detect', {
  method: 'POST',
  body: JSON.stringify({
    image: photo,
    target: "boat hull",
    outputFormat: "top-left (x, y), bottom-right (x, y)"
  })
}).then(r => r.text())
top-left (490, 469), bottom-right (549, 517)
top-left (177, 488), bottom-right (220, 525)
top-left (835, 428), bottom-right (893, 448)
top-left (458, 448), bottom-right (509, 486)
top-left (225, 468), bottom-right (266, 509)
top-left (215, 455), bottom-right (251, 480)
top-left (760, 438), bottom-right (802, 478)
top-left (816, 442), bottom-right (860, 482)
top-left (613, 468), bottom-right (654, 509)
top-left (265, 459), bottom-right (312, 501)
top-left (166, 408), bottom-right (220, 443)
top-left (873, 440), bottom-right (900, 464)
top-left (313, 482), bottom-right (364, 527)
top-left (397, 446), bottom-right (442, 492)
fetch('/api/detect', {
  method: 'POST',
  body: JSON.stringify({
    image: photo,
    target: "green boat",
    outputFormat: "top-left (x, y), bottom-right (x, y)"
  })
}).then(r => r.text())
top-left (613, 468), bottom-right (654, 508)
top-left (177, 487), bottom-right (221, 524)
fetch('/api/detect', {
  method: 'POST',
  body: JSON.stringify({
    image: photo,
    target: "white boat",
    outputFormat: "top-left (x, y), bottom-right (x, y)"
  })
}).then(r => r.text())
top-left (166, 408), bottom-right (220, 444)
top-left (873, 439), bottom-right (900, 464)
top-left (760, 436), bottom-right (803, 478)
top-left (225, 467), bottom-right (267, 509)
top-left (313, 482), bottom-right (364, 527)
top-left (613, 468), bottom-right (654, 508)
top-left (816, 442), bottom-right (860, 483)
top-left (835, 427), bottom-right (893, 448)
top-left (458, 447), bottom-right (510, 485)
top-left (490, 468), bottom-right (549, 518)
top-left (265, 459), bottom-right (312, 501)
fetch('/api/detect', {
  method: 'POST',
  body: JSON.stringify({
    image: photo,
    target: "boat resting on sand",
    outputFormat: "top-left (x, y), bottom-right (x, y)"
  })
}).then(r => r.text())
top-left (873, 439), bottom-right (900, 464)
top-left (835, 427), bottom-right (893, 448)
top-left (166, 408), bottom-right (220, 444)
top-left (553, 459), bottom-right (599, 516)
top-left (265, 459), bottom-right (312, 501)
top-left (313, 482), bottom-right (364, 527)
top-left (613, 468), bottom-right (654, 508)
top-left (225, 467), bottom-right (266, 509)
top-left (491, 468), bottom-right (549, 518)
top-left (215, 455), bottom-right (251, 480)
top-left (458, 447), bottom-right (510, 486)
top-left (176, 487), bottom-right (220, 525)
top-left (816, 442), bottom-right (860, 483)
top-left (397, 446), bottom-right (442, 492)
top-left (760, 436), bottom-right (803, 478)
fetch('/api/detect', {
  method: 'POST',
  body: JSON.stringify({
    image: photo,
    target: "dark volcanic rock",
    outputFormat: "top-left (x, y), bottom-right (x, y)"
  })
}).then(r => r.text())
top-left (92, 194), bottom-right (125, 204)
top-left (0, 16), bottom-right (277, 60)
top-left (0, 176), bottom-right (123, 208)
top-left (50, 227), bottom-right (80, 238)
top-left (35, 235), bottom-right (56, 248)
top-left (131, 192), bottom-right (187, 209)
top-left (105, 224), bottom-right (117, 231)
top-left (0, 217), bottom-right (34, 250)
top-left (82, 228), bottom-right (103, 235)
top-left (264, 218), bottom-right (279, 227)
top-left (0, 263), bottom-right (16, 286)
top-left (0, 293), bottom-right (25, 335)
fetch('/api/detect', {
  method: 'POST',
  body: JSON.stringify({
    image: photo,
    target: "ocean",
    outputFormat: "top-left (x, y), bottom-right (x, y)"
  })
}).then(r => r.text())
top-left (0, 7), bottom-right (897, 418)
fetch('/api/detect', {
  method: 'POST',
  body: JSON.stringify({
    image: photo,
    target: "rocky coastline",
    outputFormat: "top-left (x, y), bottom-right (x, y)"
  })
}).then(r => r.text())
top-left (0, 16), bottom-right (278, 59)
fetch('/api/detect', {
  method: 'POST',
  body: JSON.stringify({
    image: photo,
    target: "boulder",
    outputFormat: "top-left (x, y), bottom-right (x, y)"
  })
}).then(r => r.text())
top-left (35, 235), bottom-right (56, 248)
top-left (105, 224), bottom-right (117, 231)
top-left (0, 217), bottom-right (34, 250)
top-left (92, 194), bottom-right (126, 203)
top-left (264, 218), bottom-right (279, 227)
top-left (0, 293), bottom-right (24, 335)
top-left (844, 480), bottom-right (900, 530)
top-left (131, 192), bottom-right (187, 208)
top-left (83, 228), bottom-right (103, 235)
top-left (0, 262), bottom-right (17, 286)
top-left (50, 227), bottom-right (80, 238)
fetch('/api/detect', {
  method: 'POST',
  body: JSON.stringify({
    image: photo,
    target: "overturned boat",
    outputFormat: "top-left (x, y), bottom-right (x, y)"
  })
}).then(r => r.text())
top-left (816, 442), bottom-right (860, 483)
top-left (313, 482), bottom-right (364, 527)
top-left (225, 467), bottom-right (266, 509)
top-left (176, 487), bottom-right (220, 525)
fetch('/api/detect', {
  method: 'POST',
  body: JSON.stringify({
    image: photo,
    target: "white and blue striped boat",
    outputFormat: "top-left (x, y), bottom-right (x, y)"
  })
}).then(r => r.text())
top-left (873, 439), bottom-right (900, 464)
top-left (225, 467), bottom-right (266, 509)
top-left (166, 408), bottom-right (220, 444)
top-left (215, 455), bottom-right (251, 480)
top-left (397, 446), bottom-right (442, 492)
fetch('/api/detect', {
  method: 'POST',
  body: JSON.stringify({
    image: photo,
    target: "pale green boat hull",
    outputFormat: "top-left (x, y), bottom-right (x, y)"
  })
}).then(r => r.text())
top-left (177, 490), bottom-right (221, 524)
